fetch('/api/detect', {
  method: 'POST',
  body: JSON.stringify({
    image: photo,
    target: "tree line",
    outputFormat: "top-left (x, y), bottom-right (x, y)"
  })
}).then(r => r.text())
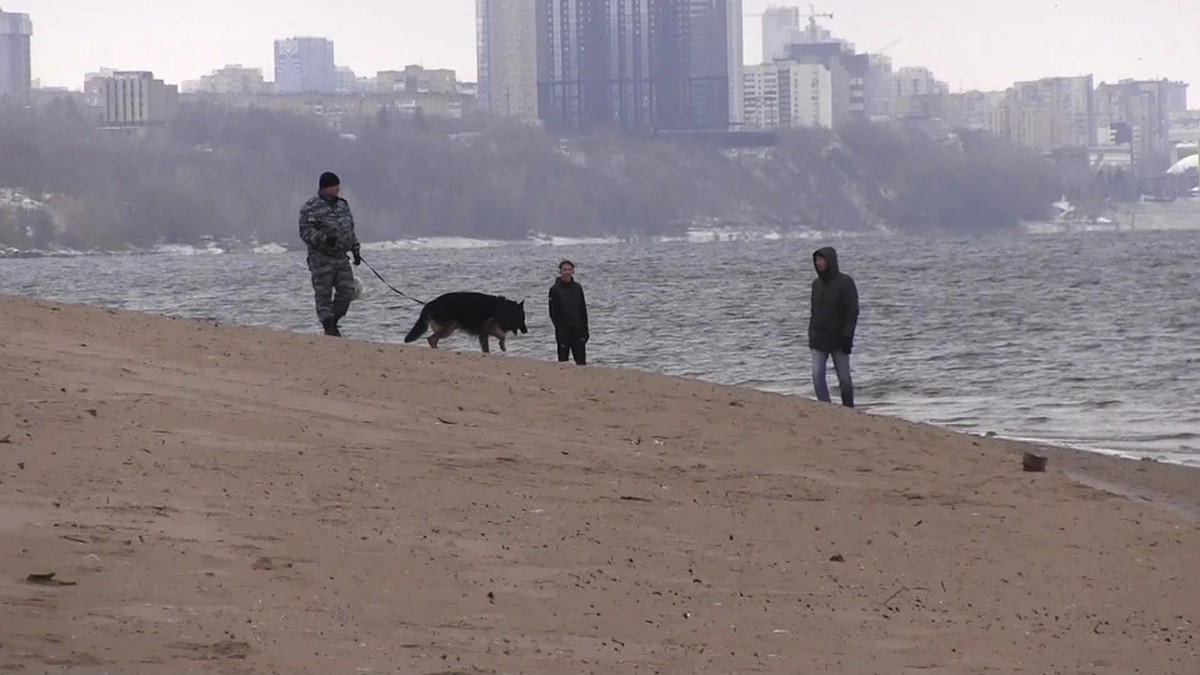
top-left (0, 98), bottom-right (1062, 250)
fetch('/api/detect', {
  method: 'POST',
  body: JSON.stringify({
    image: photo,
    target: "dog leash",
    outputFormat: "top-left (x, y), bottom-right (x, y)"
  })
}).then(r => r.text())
top-left (360, 258), bottom-right (426, 306)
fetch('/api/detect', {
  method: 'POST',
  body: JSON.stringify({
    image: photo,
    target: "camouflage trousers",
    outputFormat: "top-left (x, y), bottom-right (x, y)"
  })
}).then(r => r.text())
top-left (307, 252), bottom-right (356, 322)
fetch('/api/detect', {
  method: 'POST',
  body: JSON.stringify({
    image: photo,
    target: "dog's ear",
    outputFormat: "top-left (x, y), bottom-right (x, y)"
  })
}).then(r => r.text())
top-left (519, 300), bottom-right (525, 307)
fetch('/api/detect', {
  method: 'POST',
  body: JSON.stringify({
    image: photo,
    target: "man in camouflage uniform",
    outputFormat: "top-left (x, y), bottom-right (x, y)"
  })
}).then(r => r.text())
top-left (299, 171), bottom-right (362, 337)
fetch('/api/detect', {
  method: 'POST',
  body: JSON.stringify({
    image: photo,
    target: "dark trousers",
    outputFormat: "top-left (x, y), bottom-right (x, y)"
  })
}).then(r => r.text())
top-left (556, 330), bottom-right (587, 365)
top-left (307, 253), bottom-right (354, 322)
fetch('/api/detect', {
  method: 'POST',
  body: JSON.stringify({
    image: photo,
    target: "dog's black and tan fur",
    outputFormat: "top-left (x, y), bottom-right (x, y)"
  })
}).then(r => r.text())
top-left (404, 292), bottom-right (528, 353)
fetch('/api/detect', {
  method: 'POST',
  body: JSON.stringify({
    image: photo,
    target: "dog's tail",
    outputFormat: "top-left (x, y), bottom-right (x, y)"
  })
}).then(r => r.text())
top-left (403, 303), bottom-right (432, 343)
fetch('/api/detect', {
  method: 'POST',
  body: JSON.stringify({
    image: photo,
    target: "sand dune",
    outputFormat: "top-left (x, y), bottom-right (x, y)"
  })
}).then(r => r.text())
top-left (1, 295), bottom-right (1197, 674)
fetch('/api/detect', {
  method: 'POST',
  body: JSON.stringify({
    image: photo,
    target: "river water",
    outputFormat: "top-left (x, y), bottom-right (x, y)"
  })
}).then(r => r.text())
top-left (2, 229), bottom-right (1197, 466)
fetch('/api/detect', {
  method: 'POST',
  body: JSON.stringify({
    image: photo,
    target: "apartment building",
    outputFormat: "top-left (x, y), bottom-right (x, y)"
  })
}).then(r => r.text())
top-left (0, 9), bottom-right (32, 102)
top-left (476, 0), bottom-right (539, 119)
top-left (100, 70), bottom-right (179, 126)
top-left (535, 0), bottom-right (741, 133)
top-left (1096, 78), bottom-right (1173, 169)
top-left (274, 37), bottom-right (336, 94)
top-left (742, 60), bottom-right (833, 130)
top-left (989, 75), bottom-right (1095, 151)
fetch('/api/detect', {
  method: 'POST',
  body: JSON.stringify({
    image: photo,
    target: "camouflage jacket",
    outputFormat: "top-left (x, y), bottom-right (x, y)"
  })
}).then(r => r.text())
top-left (298, 194), bottom-right (361, 258)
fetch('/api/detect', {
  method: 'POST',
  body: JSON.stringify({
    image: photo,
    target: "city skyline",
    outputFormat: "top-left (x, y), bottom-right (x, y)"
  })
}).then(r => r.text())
top-left (9, 0), bottom-right (1198, 106)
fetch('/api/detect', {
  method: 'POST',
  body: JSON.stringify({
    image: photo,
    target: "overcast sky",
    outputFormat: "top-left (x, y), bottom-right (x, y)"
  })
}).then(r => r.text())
top-left (11, 0), bottom-right (1199, 105)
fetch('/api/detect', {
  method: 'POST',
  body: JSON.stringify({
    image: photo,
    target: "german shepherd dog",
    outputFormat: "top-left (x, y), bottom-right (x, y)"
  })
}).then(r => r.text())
top-left (404, 292), bottom-right (528, 353)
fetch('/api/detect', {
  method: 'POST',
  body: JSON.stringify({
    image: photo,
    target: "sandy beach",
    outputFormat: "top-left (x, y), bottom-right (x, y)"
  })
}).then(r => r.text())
top-left (1, 294), bottom-right (1197, 674)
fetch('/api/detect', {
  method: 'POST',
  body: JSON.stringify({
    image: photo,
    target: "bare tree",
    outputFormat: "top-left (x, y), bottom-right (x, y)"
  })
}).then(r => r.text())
top-left (0, 99), bottom-right (1061, 251)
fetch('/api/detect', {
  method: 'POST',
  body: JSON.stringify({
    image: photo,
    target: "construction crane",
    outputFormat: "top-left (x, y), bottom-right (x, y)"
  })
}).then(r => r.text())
top-left (744, 4), bottom-right (830, 38)
top-left (803, 4), bottom-right (834, 41)
top-left (875, 38), bottom-right (903, 55)
top-left (745, 4), bottom-right (834, 42)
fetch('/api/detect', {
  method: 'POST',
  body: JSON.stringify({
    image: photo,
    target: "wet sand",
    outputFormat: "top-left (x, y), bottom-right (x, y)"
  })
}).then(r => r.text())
top-left (1, 295), bottom-right (1197, 674)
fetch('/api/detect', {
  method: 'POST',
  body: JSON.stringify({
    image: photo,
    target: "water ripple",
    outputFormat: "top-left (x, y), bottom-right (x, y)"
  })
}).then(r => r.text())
top-left (2, 229), bottom-right (1198, 465)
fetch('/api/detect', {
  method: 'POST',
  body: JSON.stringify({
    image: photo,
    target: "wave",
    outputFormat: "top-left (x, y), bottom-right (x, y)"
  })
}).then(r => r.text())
top-left (527, 232), bottom-right (624, 246)
top-left (1136, 431), bottom-right (1200, 442)
top-left (657, 228), bottom-right (873, 244)
top-left (152, 243), bottom-right (227, 256)
top-left (362, 237), bottom-right (510, 251)
top-left (0, 246), bottom-right (96, 259)
top-left (4, 226), bottom-right (876, 260)
top-left (252, 243), bottom-right (289, 254)
top-left (1022, 212), bottom-right (1200, 235)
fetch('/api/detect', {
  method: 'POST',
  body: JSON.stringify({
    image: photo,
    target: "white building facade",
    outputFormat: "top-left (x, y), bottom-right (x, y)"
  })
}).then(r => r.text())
top-left (743, 61), bottom-right (833, 130)
top-left (101, 71), bottom-right (178, 126)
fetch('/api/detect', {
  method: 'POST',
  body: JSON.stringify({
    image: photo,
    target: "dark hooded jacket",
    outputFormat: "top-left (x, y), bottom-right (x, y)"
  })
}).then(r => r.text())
top-left (549, 278), bottom-right (588, 339)
top-left (808, 246), bottom-right (859, 353)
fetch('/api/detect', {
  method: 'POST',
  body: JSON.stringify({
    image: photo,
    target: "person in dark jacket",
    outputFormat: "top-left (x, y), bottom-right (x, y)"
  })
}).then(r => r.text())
top-left (549, 259), bottom-right (589, 365)
top-left (808, 246), bottom-right (859, 407)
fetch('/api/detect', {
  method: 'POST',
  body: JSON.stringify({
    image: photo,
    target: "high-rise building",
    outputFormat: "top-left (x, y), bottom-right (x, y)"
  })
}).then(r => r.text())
top-left (0, 9), bottom-right (32, 102)
top-left (537, 0), bottom-right (642, 131)
top-left (742, 60), bottom-right (832, 130)
top-left (536, 0), bottom-right (741, 133)
top-left (1163, 80), bottom-right (1189, 116)
top-left (84, 67), bottom-right (116, 107)
top-left (772, 13), bottom-right (879, 129)
top-left (99, 71), bottom-right (178, 127)
top-left (990, 75), bottom-right (1094, 152)
top-left (863, 54), bottom-right (894, 120)
top-left (763, 5), bottom-right (840, 63)
top-left (949, 90), bottom-right (1004, 130)
top-left (273, 37), bottom-right (336, 94)
top-left (1096, 79), bottom-right (1173, 169)
top-left (892, 66), bottom-right (949, 119)
top-left (726, 0), bottom-right (744, 127)
top-left (476, 0), bottom-right (540, 119)
top-left (334, 66), bottom-right (363, 94)
top-left (761, 5), bottom-right (799, 63)
top-left (665, 0), bottom-right (742, 131)
top-left (892, 66), bottom-right (947, 99)
top-left (783, 41), bottom-right (864, 129)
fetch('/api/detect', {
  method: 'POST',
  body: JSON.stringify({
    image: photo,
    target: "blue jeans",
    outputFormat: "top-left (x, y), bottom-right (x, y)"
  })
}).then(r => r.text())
top-left (812, 349), bottom-right (854, 408)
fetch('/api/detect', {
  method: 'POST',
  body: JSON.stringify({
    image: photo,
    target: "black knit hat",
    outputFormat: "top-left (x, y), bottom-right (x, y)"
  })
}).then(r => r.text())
top-left (319, 171), bottom-right (340, 190)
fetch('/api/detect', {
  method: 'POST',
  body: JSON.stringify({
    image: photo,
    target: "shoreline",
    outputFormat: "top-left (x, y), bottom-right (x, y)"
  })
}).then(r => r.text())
top-left (2, 294), bottom-right (1198, 673)
top-left (1, 284), bottom-right (1193, 472)
top-left (986, 434), bottom-right (1200, 520)
top-left (990, 431), bottom-right (1200, 470)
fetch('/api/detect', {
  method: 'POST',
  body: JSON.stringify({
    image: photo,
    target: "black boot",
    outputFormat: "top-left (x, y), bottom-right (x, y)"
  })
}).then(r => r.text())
top-left (322, 317), bottom-right (341, 337)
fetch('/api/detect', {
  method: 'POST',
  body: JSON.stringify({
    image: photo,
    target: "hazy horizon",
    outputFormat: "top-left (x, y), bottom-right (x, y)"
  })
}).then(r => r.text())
top-left (8, 0), bottom-right (1199, 105)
